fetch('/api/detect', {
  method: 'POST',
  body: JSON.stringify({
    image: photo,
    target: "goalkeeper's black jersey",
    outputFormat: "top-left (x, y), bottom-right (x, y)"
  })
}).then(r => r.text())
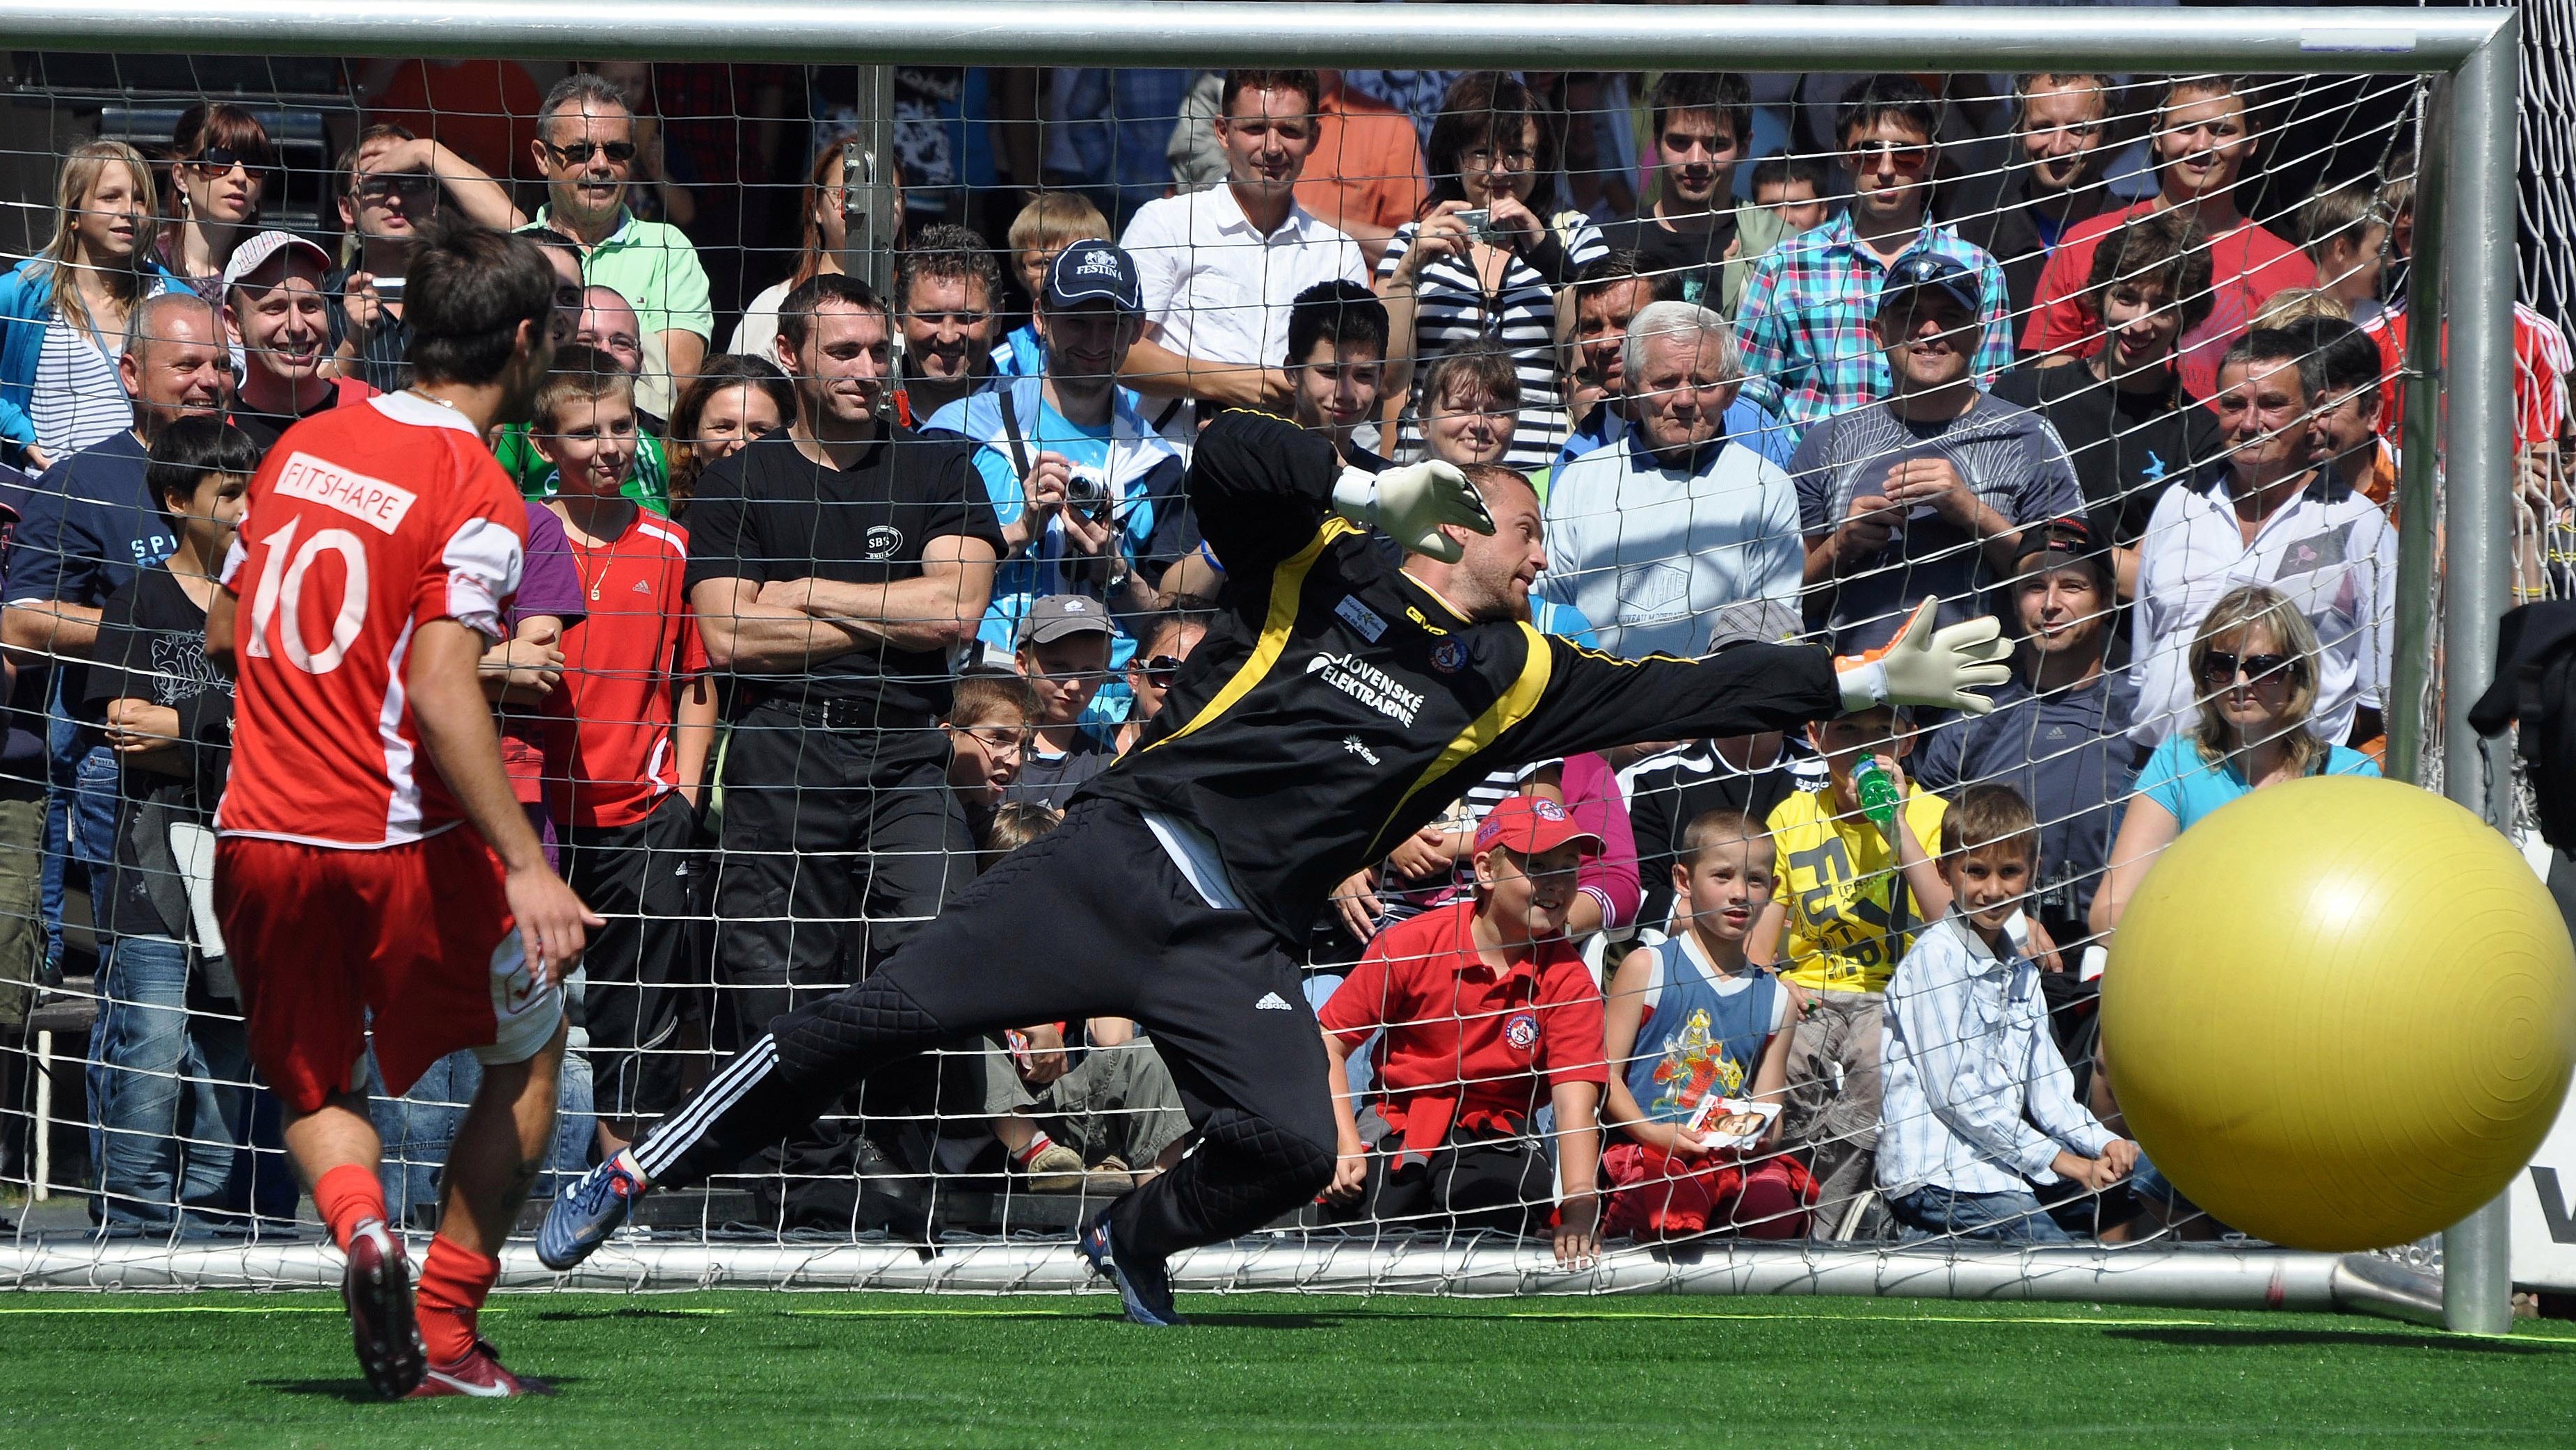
top-left (1081, 410), bottom-right (1844, 944)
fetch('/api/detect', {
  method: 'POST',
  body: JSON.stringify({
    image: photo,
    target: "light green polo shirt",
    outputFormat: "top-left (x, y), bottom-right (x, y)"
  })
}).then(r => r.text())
top-left (526, 206), bottom-right (712, 418)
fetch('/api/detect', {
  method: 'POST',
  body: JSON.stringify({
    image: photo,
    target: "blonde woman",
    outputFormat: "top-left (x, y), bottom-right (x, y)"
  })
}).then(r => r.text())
top-left (2090, 583), bottom-right (2381, 939)
top-left (0, 140), bottom-right (176, 470)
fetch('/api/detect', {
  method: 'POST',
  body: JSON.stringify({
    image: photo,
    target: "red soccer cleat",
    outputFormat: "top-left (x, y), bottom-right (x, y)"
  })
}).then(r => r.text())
top-left (341, 1218), bottom-right (426, 1399)
top-left (406, 1339), bottom-right (556, 1399)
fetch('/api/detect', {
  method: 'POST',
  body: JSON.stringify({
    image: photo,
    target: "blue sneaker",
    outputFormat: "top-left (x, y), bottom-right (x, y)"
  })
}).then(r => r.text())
top-left (538, 1151), bottom-right (647, 1270)
top-left (1077, 1206), bottom-right (1186, 1326)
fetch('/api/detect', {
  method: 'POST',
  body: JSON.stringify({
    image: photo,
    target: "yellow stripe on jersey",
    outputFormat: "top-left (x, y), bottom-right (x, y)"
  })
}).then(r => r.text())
top-left (1148, 516), bottom-right (1357, 751)
top-left (1368, 621), bottom-right (1555, 857)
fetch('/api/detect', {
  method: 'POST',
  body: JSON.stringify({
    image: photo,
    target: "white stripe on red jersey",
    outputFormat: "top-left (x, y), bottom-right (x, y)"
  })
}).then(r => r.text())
top-left (216, 391), bottom-right (529, 849)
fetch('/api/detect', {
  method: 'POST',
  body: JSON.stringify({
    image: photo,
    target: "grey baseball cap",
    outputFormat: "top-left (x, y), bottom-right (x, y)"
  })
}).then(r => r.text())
top-left (1705, 598), bottom-right (1805, 655)
top-left (1018, 593), bottom-right (1117, 647)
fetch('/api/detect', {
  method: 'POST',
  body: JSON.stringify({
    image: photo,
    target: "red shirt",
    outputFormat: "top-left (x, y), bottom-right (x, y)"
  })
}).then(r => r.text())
top-left (216, 392), bottom-right (527, 848)
top-left (2362, 301), bottom-right (2572, 450)
top-left (547, 509), bottom-right (707, 830)
top-left (1320, 901), bottom-right (1606, 1147)
top-left (2021, 201), bottom-right (2315, 399)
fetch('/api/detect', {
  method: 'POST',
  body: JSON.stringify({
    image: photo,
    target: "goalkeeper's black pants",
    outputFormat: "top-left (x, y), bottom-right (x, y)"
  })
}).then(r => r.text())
top-left (632, 797), bottom-right (1340, 1262)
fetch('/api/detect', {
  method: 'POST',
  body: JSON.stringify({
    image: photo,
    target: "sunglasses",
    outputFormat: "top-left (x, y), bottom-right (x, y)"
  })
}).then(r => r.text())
top-left (1137, 654), bottom-right (1186, 684)
top-left (2198, 651), bottom-right (2296, 687)
top-left (189, 146), bottom-right (268, 177)
top-left (358, 173), bottom-right (437, 201)
top-left (544, 139), bottom-right (639, 167)
top-left (1850, 140), bottom-right (1935, 169)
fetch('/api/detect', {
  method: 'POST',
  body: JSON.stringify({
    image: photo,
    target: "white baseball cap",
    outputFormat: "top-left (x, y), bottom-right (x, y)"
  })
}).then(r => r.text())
top-left (219, 230), bottom-right (333, 298)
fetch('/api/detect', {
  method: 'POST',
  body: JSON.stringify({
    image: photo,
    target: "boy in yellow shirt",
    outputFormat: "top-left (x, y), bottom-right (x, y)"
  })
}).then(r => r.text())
top-left (1749, 702), bottom-right (1950, 1234)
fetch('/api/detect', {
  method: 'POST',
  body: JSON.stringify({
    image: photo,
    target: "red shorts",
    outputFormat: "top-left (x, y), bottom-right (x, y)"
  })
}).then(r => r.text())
top-left (214, 827), bottom-right (560, 1115)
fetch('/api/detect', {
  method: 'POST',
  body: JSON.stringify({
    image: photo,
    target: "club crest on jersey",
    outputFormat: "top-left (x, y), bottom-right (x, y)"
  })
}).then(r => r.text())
top-left (863, 525), bottom-right (904, 560)
top-left (1429, 639), bottom-right (1468, 674)
top-left (1503, 1012), bottom-right (1540, 1051)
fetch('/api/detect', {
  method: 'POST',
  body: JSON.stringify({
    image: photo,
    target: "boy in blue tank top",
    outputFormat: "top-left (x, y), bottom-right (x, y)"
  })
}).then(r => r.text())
top-left (1601, 808), bottom-right (1816, 1240)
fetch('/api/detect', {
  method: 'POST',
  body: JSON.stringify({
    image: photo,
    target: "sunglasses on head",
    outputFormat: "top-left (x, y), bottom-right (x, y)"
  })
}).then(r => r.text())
top-left (545, 139), bottom-right (638, 167)
top-left (2199, 650), bottom-right (2295, 687)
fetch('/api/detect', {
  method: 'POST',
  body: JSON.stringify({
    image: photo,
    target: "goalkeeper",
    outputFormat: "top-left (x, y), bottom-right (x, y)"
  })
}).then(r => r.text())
top-left (541, 408), bottom-right (2007, 1325)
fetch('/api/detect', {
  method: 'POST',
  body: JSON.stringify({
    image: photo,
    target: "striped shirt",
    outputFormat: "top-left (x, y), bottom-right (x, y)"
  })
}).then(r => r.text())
top-left (1733, 215), bottom-right (2015, 444)
top-left (30, 308), bottom-right (130, 460)
top-left (1377, 220), bottom-right (1608, 472)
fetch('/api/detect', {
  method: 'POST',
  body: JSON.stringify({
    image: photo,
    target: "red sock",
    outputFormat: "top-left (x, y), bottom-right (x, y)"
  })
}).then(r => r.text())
top-left (312, 1165), bottom-right (387, 1252)
top-left (415, 1234), bottom-right (500, 1364)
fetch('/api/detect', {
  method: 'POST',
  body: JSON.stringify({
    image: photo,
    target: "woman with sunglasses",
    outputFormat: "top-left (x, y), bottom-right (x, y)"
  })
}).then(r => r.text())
top-left (1112, 612), bottom-right (1210, 756)
top-left (0, 140), bottom-right (178, 471)
top-left (728, 139), bottom-right (904, 361)
top-left (2090, 584), bottom-right (2378, 941)
top-left (156, 103), bottom-right (277, 301)
top-left (1375, 72), bottom-right (1603, 471)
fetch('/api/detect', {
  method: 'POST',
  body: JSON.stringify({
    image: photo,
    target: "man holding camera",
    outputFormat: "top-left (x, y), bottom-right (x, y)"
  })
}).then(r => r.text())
top-left (927, 241), bottom-right (1192, 670)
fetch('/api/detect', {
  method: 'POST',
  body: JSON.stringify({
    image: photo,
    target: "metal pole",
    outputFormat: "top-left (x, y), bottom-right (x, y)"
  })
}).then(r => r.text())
top-left (2438, 16), bottom-right (2521, 1338)
top-left (2385, 78), bottom-right (2451, 787)
top-left (0, 1), bottom-right (2508, 72)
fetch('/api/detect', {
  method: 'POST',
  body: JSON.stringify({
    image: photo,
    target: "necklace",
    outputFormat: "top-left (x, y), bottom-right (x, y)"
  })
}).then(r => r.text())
top-left (404, 387), bottom-right (460, 412)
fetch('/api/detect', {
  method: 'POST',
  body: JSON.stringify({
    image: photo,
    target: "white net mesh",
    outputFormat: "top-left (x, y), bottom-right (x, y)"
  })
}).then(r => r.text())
top-left (0, 26), bottom-right (2531, 1299)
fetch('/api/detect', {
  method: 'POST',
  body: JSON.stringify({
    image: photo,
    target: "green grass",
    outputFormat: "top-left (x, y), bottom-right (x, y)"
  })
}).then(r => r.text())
top-left (3, 1291), bottom-right (2573, 1447)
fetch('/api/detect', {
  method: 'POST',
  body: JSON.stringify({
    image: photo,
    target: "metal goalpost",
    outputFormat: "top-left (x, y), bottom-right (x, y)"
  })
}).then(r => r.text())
top-left (0, 0), bottom-right (2525, 1335)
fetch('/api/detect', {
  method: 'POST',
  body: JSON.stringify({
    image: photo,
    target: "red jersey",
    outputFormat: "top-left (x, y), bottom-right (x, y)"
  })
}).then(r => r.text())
top-left (1320, 900), bottom-right (1606, 1158)
top-left (2364, 301), bottom-right (2572, 450)
top-left (548, 508), bottom-right (707, 830)
top-left (216, 392), bottom-right (527, 848)
top-left (2020, 202), bottom-right (2315, 399)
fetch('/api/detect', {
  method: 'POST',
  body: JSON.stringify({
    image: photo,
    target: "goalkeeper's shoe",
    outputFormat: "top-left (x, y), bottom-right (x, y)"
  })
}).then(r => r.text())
top-left (342, 1216), bottom-right (426, 1399)
top-left (1078, 1206), bottom-right (1186, 1327)
top-left (537, 1150), bottom-right (647, 1270)
top-left (407, 1339), bottom-right (555, 1399)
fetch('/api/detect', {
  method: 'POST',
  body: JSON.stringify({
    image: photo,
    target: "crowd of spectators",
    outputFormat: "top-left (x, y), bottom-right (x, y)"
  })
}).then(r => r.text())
top-left (0, 47), bottom-right (2562, 1250)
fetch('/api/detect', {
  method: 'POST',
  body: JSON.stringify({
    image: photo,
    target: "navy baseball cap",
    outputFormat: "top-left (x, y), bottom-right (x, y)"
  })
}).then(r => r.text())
top-left (1876, 252), bottom-right (1983, 320)
top-left (1043, 241), bottom-right (1144, 314)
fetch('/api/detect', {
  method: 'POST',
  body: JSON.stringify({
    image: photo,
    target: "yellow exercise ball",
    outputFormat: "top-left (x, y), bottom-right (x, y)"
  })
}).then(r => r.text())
top-left (2101, 774), bottom-right (2576, 1251)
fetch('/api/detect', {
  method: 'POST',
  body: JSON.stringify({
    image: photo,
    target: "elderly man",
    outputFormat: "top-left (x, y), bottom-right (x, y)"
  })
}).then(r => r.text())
top-left (1943, 73), bottom-right (2121, 315)
top-left (522, 72), bottom-right (711, 419)
top-left (1, 291), bottom-right (230, 968)
top-left (1795, 254), bottom-right (2083, 653)
top-left (1556, 253), bottom-right (1795, 476)
top-left (1119, 68), bottom-right (1368, 411)
top-left (1539, 299), bottom-right (1802, 659)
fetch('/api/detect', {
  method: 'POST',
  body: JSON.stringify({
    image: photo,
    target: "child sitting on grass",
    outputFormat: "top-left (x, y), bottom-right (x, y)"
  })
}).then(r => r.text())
top-left (1601, 808), bottom-right (1811, 1240)
top-left (1878, 784), bottom-right (2135, 1243)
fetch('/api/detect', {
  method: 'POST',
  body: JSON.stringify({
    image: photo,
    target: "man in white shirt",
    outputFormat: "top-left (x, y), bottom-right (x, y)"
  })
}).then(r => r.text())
top-left (2128, 328), bottom-right (2396, 752)
top-left (1119, 69), bottom-right (1368, 413)
top-left (1539, 301), bottom-right (1802, 659)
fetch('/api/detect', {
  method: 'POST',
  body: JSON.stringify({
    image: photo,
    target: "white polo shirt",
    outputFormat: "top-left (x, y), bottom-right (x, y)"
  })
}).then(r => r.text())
top-left (2127, 463), bottom-right (2397, 752)
top-left (1119, 183), bottom-right (1368, 372)
top-left (1537, 433), bottom-right (1805, 660)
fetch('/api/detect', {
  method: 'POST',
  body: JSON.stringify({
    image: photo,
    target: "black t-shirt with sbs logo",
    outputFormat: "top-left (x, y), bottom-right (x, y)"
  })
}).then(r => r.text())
top-left (682, 427), bottom-right (1003, 724)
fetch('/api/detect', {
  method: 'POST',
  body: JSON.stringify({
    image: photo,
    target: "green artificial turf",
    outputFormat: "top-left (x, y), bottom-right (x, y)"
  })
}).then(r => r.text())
top-left (2, 1291), bottom-right (2572, 1447)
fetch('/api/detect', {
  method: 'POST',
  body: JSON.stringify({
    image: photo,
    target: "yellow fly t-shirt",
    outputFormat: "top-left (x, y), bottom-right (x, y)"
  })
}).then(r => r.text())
top-left (1766, 785), bottom-right (1949, 994)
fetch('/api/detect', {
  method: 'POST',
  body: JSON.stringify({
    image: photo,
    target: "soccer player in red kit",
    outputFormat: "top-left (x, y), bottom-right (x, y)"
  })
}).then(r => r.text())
top-left (207, 220), bottom-right (602, 1399)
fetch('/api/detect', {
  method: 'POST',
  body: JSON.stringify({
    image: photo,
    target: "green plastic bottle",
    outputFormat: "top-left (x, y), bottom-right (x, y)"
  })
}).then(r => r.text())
top-left (1853, 757), bottom-right (1902, 832)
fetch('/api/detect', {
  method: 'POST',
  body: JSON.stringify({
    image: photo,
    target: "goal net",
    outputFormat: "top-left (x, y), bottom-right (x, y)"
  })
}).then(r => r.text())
top-left (0, 4), bottom-right (2534, 1316)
